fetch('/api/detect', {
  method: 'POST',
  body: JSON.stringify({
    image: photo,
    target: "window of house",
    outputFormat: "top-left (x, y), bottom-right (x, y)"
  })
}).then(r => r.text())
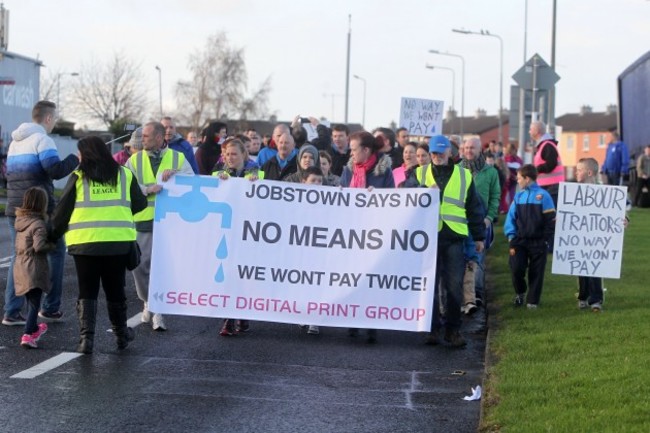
top-left (583, 135), bottom-right (590, 151)
top-left (598, 134), bottom-right (606, 148)
top-left (566, 135), bottom-right (574, 150)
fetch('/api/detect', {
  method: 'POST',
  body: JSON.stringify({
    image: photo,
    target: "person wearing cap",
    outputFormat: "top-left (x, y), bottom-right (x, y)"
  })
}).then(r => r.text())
top-left (412, 135), bottom-right (485, 347)
top-left (113, 128), bottom-right (141, 166)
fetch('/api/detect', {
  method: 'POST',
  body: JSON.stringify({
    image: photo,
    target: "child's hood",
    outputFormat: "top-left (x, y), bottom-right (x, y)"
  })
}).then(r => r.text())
top-left (14, 212), bottom-right (44, 233)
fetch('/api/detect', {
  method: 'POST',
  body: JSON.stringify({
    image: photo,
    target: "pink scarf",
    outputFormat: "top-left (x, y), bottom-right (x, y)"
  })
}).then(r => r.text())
top-left (350, 153), bottom-right (377, 188)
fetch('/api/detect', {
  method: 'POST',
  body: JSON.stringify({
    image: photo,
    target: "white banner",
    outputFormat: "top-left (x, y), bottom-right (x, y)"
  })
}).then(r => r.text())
top-left (148, 176), bottom-right (440, 332)
top-left (399, 97), bottom-right (444, 137)
top-left (552, 182), bottom-right (627, 278)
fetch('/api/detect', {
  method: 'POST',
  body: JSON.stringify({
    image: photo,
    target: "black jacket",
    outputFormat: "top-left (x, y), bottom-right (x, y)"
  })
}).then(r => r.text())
top-left (262, 155), bottom-right (298, 181)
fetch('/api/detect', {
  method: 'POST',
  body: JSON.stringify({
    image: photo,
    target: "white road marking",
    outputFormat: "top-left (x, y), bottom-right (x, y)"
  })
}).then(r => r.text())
top-left (13, 314), bottom-right (141, 379)
top-left (11, 352), bottom-right (83, 379)
top-left (403, 370), bottom-right (420, 410)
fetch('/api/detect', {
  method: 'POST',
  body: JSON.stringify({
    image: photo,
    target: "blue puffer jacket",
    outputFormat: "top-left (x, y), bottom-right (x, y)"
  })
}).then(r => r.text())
top-left (167, 134), bottom-right (199, 174)
top-left (6, 123), bottom-right (79, 217)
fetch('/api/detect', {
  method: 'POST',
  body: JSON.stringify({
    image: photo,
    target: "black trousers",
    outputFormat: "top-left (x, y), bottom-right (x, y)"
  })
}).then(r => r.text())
top-left (578, 276), bottom-right (603, 304)
top-left (509, 241), bottom-right (548, 305)
top-left (73, 255), bottom-right (128, 303)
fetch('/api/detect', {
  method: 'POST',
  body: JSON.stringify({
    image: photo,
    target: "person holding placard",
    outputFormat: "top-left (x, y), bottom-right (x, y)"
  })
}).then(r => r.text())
top-left (574, 158), bottom-right (629, 312)
top-left (504, 164), bottom-right (556, 309)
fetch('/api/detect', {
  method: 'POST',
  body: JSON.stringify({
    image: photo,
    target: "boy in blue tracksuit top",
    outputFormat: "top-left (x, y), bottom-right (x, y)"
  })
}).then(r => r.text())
top-left (504, 164), bottom-right (556, 308)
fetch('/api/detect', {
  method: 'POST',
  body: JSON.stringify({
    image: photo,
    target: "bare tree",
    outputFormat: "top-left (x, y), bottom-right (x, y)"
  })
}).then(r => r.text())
top-left (175, 32), bottom-right (272, 130)
top-left (39, 71), bottom-right (57, 101)
top-left (69, 54), bottom-right (150, 131)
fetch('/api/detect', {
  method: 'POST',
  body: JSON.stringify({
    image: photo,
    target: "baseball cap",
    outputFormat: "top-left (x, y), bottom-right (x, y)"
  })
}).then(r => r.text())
top-left (428, 135), bottom-right (451, 153)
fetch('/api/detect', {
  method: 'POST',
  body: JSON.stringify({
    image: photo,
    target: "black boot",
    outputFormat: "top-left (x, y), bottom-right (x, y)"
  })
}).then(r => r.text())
top-left (76, 299), bottom-right (97, 354)
top-left (107, 301), bottom-right (135, 350)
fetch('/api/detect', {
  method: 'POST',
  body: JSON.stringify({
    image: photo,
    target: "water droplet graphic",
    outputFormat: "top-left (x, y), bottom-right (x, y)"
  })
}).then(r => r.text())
top-left (216, 236), bottom-right (228, 259)
top-left (215, 263), bottom-right (225, 283)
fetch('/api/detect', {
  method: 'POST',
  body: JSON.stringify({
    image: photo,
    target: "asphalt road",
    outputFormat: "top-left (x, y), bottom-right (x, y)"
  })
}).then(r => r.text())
top-left (0, 216), bottom-right (486, 433)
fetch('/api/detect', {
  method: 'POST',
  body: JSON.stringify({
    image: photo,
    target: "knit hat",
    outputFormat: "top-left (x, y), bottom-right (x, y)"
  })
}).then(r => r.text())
top-left (129, 127), bottom-right (143, 151)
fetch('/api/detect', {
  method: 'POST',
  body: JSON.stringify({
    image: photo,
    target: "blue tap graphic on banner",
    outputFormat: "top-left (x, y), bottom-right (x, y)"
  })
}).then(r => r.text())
top-left (155, 176), bottom-right (233, 283)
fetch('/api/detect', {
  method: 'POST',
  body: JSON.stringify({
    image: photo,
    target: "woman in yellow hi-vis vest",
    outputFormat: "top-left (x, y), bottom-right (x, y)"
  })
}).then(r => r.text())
top-left (51, 136), bottom-right (148, 354)
top-left (212, 137), bottom-right (263, 336)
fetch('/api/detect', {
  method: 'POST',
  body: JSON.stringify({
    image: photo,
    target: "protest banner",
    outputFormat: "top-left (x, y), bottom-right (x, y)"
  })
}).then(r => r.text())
top-left (399, 97), bottom-right (444, 137)
top-left (148, 176), bottom-right (440, 332)
top-left (552, 182), bottom-right (627, 278)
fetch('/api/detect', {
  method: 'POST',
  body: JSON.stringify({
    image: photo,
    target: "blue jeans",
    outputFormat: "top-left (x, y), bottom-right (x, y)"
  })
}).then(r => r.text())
top-left (474, 250), bottom-right (485, 302)
top-left (4, 216), bottom-right (66, 318)
top-left (432, 239), bottom-right (465, 331)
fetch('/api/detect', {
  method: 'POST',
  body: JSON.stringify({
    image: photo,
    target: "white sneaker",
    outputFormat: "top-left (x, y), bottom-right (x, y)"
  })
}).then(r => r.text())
top-left (307, 325), bottom-right (319, 335)
top-left (141, 303), bottom-right (151, 323)
top-left (152, 313), bottom-right (167, 331)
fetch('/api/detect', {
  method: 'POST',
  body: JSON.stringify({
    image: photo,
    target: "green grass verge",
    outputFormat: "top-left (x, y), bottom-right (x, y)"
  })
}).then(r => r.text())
top-left (481, 208), bottom-right (650, 432)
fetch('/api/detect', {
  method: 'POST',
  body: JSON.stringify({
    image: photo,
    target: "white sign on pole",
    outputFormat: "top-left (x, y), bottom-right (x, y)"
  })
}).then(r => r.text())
top-left (399, 97), bottom-right (444, 137)
top-left (148, 176), bottom-right (439, 332)
top-left (552, 182), bottom-right (627, 278)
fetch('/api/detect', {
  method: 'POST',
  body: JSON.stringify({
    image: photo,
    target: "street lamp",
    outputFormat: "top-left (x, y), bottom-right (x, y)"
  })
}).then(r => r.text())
top-left (425, 64), bottom-right (456, 113)
top-left (353, 74), bottom-right (366, 128)
top-left (56, 71), bottom-right (79, 113)
top-left (428, 49), bottom-right (465, 137)
top-left (155, 65), bottom-right (162, 117)
top-left (452, 28), bottom-right (504, 144)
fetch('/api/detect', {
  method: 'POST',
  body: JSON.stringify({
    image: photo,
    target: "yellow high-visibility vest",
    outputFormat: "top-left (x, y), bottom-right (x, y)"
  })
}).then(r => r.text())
top-left (211, 169), bottom-right (265, 180)
top-left (415, 164), bottom-right (471, 235)
top-left (129, 149), bottom-right (184, 222)
top-left (65, 167), bottom-right (136, 246)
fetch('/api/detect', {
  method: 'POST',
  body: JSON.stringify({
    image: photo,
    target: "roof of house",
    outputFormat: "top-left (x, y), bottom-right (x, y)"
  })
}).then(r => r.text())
top-left (555, 111), bottom-right (617, 133)
top-left (442, 114), bottom-right (508, 135)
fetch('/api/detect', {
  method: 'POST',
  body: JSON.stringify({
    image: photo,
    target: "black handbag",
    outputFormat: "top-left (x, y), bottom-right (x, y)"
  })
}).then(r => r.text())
top-left (126, 241), bottom-right (141, 271)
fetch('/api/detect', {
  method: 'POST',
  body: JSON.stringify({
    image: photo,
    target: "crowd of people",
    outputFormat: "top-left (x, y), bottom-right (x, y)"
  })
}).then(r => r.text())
top-left (1, 100), bottom-right (634, 352)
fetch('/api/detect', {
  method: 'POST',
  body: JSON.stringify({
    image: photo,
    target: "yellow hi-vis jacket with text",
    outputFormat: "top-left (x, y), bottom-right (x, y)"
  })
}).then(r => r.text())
top-left (415, 164), bottom-right (471, 235)
top-left (65, 167), bottom-right (136, 246)
top-left (129, 149), bottom-right (185, 222)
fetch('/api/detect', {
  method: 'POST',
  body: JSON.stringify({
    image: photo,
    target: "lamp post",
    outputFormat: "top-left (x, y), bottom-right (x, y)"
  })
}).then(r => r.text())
top-left (452, 28), bottom-right (504, 144)
top-left (155, 65), bottom-right (162, 117)
top-left (56, 71), bottom-right (79, 112)
top-left (353, 74), bottom-right (366, 128)
top-left (425, 64), bottom-right (456, 113)
top-left (428, 49), bottom-right (465, 137)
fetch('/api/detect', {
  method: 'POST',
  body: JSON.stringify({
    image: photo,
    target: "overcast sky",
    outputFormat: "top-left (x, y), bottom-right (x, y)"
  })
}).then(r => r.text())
top-left (4, 0), bottom-right (649, 129)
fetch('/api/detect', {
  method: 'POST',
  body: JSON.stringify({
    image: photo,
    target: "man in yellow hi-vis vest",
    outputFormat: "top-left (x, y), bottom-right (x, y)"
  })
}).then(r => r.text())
top-left (414, 135), bottom-right (485, 348)
top-left (125, 122), bottom-right (194, 331)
